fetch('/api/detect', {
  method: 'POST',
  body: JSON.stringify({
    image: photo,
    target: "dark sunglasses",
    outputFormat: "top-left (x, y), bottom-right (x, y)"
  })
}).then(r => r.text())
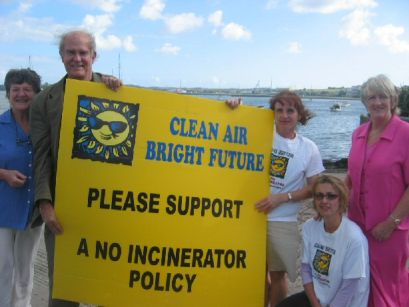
top-left (87, 116), bottom-right (127, 133)
top-left (314, 193), bottom-right (339, 201)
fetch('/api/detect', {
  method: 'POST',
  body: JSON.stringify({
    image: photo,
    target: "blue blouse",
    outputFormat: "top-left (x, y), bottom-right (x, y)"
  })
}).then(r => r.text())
top-left (0, 109), bottom-right (34, 230)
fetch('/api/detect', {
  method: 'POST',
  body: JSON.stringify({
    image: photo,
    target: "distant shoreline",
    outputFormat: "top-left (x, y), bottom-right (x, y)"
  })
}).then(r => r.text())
top-left (0, 89), bottom-right (359, 101)
top-left (190, 92), bottom-right (360, 101)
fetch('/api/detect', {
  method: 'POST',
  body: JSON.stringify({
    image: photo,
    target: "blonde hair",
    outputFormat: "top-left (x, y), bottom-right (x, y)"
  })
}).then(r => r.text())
top-left (361, 74), bottom-right (400, 114)
top-left (312, 175), bottom-right (349, 214)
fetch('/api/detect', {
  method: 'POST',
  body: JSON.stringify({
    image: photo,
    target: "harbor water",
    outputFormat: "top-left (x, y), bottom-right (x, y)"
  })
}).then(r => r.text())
top-left (198, 94), bottom-right (366, 161)
top-left (0, 90), bottom-right (366, 160)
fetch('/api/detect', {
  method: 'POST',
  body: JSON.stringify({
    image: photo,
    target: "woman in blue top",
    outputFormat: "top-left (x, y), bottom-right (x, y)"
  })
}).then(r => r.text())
top-left (0, 68), bottom-right (42, 307)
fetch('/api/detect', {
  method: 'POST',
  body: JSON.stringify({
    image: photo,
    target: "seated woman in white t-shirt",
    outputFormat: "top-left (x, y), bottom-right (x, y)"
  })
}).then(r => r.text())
top-left (277, 175), bottom-right (369, 307)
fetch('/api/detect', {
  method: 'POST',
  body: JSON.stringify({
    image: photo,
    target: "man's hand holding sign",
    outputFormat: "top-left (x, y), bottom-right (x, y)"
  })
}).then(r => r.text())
top-left (53, 80), bottom-right (274, 307)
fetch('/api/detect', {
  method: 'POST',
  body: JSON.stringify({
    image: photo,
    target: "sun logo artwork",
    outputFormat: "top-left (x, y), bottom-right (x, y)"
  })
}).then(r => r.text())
top-left (270, 154), bottom-right (289, 179)
top-left (313, 249), bottom-right (331, 276)
top-left (72, 95), bottom-right (139, 165)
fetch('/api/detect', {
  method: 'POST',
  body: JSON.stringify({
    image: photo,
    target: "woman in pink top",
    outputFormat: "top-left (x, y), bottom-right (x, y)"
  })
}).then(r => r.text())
top-left (347, 74), bottom-right (409, 307)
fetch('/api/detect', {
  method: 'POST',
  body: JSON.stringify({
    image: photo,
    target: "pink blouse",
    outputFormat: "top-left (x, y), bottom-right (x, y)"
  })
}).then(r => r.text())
top-left (347, 115), bottom-right (409, 231)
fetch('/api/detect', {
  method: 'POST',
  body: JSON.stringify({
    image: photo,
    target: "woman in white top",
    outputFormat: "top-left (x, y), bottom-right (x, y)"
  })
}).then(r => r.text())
top-left (228, 90), bottom-right (324, 306)
top-left (277, 175), bottom-right (369, 307)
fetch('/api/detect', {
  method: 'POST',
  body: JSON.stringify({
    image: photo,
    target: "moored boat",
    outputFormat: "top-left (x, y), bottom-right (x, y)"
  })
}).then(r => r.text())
top-left (330, 103), bottom-right (342, 112)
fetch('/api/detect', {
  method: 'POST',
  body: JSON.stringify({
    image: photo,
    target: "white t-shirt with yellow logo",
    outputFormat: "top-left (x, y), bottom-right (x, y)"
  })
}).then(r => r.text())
top-left (268, 131), bottom-right (324, 222)
top-left (302, 217), bottom-right (369, 307)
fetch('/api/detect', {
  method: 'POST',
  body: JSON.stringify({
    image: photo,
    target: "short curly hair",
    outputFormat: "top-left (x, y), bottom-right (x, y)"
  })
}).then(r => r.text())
top-left (4, 68), bottom-right (41, 98)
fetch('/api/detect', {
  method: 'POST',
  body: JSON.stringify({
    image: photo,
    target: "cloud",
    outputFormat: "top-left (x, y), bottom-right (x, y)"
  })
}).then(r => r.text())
top-left (289, 0), bottom-right (377, 14)
top-left (72, 0), bottom-right (123, 14)
top-left (208, 10), bottom-right (223, 27)
top-left (339, 9), bottom-right (372, 45)
top-left (94, 34), bottom-right (137, 52)
top-left (140, 3), bottom-right (250, 43)
top-left (140, 2), bottom-right (204, 34)
top-left (139, 0), bottom-right (165, 20)
top-left (285, 1), bottom-right (381, 48)
top-left (374, 24), bottom-right (409, 53)
top-left (288, 41), bottom-right (302, 53)
top-left (265, 0), bottom-right (279, 10)
top-left (82, 14), bottom-right (137, 52)
top-left (0, 16), bottom-right (66, 42)
top-left (209, 11), bottom-right (252, 41)
top-left (95, 33), bottom-right (122, 50)
top-left (164, 13), bottom-right (203, 34)
top-left (82, 14), bottom-right (114, 34)
top-left (158, 43), bottom-right (180, 55)
top-left (221, 22), bottom-right (252, 41)
top-left (123, 35), bottom-right (138, 52)
top-left (0, 2), bottom-right (135, 53)
top-left (18, 0), bottom-right (33, 13)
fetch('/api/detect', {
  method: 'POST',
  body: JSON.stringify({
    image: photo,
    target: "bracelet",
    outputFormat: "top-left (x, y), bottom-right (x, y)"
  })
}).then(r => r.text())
top-left (389, 214), bottom-right (401, 226)
top-left (287, 192), bottom-right (293, 201)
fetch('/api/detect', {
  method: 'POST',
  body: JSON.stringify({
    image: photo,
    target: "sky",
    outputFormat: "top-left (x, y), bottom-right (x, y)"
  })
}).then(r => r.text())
top-left (1, 0), bottom-right (409, 89)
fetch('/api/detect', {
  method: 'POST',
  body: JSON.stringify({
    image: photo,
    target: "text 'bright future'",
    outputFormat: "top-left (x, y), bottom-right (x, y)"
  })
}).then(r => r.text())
top-left (144, 116), bottom-right (265, 172)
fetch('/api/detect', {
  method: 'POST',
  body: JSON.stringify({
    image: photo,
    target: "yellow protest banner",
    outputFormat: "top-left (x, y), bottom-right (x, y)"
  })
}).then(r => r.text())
top-left (53, 79), bottom-right (274, 307)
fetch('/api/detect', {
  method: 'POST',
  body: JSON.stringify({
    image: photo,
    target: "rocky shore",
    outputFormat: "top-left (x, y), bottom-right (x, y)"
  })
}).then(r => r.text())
top-left (323, 158), bottom-right (347, 172)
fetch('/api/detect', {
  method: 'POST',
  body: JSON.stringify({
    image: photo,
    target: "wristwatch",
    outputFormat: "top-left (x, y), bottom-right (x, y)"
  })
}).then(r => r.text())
top-left (287, 192), bottom-right (293, 201)
top-left (390, 214), bottom-right (401, 226)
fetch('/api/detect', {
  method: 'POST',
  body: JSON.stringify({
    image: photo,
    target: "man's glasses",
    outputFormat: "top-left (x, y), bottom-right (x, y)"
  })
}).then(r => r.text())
top-left (314, 193), bottom-right (339, 201)
top-left (87, 116), bottom-right (127, 134)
